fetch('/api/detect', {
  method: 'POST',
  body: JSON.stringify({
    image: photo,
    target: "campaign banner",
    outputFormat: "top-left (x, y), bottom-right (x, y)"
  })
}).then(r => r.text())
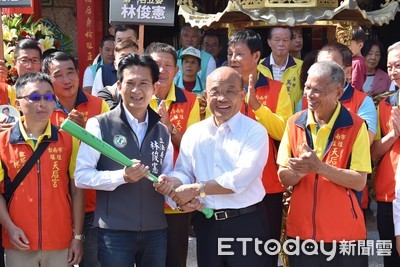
top-left (110, 0), bottom-right (175, 26)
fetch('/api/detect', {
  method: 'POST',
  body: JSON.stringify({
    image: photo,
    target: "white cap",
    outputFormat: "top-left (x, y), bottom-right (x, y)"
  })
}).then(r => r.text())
top-left (180, 46), bottom-right (201, 60)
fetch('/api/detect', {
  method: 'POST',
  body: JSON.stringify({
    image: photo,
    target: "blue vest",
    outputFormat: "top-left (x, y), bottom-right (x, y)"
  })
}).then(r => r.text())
top-left (101, 62), bottom-right (118, 87)
top-left (174, 73), bottom-right (204, 96)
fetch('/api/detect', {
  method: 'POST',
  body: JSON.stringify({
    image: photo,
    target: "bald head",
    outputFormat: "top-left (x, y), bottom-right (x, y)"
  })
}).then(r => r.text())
top-left (205, 67), bottom-right (245, 126)
top-left (207, 67), bottom-right (243, 89)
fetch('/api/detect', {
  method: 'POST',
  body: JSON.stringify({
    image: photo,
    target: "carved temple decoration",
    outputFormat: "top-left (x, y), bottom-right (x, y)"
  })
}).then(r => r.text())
top-left (237, 0), bottom-right (338, 9)
top-left (177, 0), bottom-right (198, 12)
top-left (381, 0), bottom-right (400, 8)
top-left (177, 0), bottom-right (399, 44)
top-left (335, 22), bottom-right (353, 46)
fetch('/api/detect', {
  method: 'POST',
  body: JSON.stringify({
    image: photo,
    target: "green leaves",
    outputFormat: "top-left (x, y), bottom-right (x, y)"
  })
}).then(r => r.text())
top-left (2, 13), bottom-right (73, 84)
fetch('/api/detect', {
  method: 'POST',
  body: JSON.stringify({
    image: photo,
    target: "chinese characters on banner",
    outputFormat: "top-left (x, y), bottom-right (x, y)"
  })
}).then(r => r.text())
top-left (121, 3), bottom-right (166, 20)
top-left (110, 0), bottom-right (175, 26)
top-left (77, 0), bottom-right (103, 86)
top-left (81, 1), bottom-right (95, 65)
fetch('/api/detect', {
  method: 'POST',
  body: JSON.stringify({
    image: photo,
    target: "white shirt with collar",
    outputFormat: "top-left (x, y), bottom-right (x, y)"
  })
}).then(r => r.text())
top-left (92, 68), bottom-right (105, 96)
top-left (270, 55), bottom-right (289, 82)
top-left (169, 112), bottom-right (269, 210)
top-left (74, 103), bottom-right (174, 191)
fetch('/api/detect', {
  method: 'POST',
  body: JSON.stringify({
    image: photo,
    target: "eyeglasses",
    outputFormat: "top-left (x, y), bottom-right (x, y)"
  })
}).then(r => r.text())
top-left (18, 93), bottom-right (56, 103)
top-left (16, 57), bottom-right (41, 65)
top-left (207, 89), bottom-right (242, 98)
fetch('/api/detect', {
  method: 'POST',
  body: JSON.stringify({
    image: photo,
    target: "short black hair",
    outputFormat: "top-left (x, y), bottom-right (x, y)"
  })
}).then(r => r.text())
top-left (117, 54), bottom-right (159, 84)
top-left (352, 26), bottom-right (366, 43)
top-left (41, 48), bottom-right (60, 61)
top-left (115, 25), bottom-right (138, 39)
top-left (14, 39), bottom-right (42, 59)
top-left (228, 30), bottom-right (263, 54)
top-left (145, 42), bottom-right (178, 66)
top-left (101, 35), bottom-right (115, 47)
top-left (318, 42), bottom-right (352, 67)
top-left (362, 39), bottom-right (386, 71)
top-left (300, 50), bottom-right (319, 89)
top-left (14, 72), bottom-right (54, 97)
top-left (267, 27), bottom-right (294, 40)
top-left (42, 51), bottom-right (78, 74)
top-left (202, 31), bottom-right (222, 46)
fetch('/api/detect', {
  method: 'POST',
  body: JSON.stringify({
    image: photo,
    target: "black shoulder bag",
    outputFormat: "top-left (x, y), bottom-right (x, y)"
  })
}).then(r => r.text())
top-left (4, 142), bottom-right (50, 204)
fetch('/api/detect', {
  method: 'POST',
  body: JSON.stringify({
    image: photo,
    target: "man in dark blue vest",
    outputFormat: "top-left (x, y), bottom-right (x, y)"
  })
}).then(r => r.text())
top-left (75, 54), bottom-right (174, 267)
top-left (92, 39), bottom-right (138, 96)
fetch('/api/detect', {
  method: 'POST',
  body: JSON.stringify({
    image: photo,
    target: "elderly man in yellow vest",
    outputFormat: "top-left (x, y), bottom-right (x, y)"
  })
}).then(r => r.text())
top-left (259, 27), bottom-right (303, 110)
top-left (278, 61), bottom-right (371, 266)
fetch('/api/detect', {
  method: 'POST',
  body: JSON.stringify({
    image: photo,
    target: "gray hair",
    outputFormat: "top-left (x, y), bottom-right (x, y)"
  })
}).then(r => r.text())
top-left (307, 61), bottom-right (345, 87)
top-left (180, 24), bottom-right (201, 38)
top-left (388, 41), bottom-right (400, 54)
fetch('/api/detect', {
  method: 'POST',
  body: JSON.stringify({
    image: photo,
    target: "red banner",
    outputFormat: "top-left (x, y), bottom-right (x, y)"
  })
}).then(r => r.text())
top-left (77, 0), bottom-right (103, 87)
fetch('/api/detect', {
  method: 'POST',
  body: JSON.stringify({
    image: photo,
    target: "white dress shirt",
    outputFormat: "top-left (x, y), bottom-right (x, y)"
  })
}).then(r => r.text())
top-left (75, 104), bottom-right (174, 191)
top-left (169, 112), bottom-right (269, 210)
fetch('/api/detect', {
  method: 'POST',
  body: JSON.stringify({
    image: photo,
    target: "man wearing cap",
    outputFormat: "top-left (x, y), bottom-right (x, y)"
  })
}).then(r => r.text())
top-left (176, 24), bottom-right (216, 88)
top-left (174, 46), bottom-right (204, 95)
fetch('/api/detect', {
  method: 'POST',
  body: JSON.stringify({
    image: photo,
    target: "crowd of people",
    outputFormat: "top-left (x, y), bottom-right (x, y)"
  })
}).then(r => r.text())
top-left (0, 23), bottom-right (400, 267)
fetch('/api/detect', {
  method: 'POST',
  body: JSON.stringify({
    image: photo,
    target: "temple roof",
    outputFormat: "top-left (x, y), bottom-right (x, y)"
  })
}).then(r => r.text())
top-left (178, 0), bottom-right (399, 28)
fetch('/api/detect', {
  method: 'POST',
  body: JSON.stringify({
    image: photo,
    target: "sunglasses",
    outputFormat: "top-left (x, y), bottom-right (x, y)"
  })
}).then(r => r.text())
top-left (18, 93), bottom-right (56, 103)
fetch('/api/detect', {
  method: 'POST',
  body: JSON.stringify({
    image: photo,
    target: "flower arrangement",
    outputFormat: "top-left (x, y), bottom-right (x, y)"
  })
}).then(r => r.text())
top-left (2, 14), bottom-right (73, 84)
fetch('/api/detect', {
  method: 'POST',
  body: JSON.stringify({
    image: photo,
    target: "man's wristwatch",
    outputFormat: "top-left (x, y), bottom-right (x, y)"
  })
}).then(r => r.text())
top-left (73, 233), bottom-right (85, 242)
top-left (199, 182), bottom-right (206, 198)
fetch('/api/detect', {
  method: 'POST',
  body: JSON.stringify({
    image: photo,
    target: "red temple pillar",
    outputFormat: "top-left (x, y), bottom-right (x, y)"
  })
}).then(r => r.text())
top-left (77, 0), bottom-right (104, 87)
